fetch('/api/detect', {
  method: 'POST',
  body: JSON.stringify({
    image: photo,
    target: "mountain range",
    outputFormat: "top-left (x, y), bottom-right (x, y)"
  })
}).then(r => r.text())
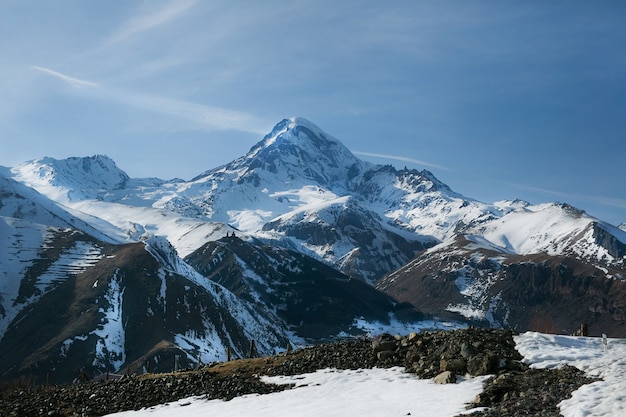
top-left (1, 117), bottom-right (625, 383)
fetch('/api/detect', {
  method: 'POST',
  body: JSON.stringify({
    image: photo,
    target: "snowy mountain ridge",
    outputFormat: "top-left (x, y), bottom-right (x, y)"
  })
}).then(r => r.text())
top-left (12, 154), bottom-right (133, 203)
top-left (9, 117), bottom-right (625, 274)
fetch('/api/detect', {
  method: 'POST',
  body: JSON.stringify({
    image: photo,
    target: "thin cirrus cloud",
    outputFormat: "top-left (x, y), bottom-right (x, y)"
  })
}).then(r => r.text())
top-left (121, 93), bottom-right (270, 135)
top-left (31, 65), bottom-right (269, 135)
top-left (104, 0), bottom-right (197, 46)
top-left (31, 66), bottom-right (99, 88)
top-left (510, 182), bottom-right (626, 211)
top-left (353, 151), bottom-right (448, 171)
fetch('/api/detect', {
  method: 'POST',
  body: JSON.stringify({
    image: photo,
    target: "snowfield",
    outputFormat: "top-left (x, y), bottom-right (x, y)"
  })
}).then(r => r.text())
top-left (105, 332), bottom-right (624, 417)
top-left (106, 368), bottom-right (487, 417)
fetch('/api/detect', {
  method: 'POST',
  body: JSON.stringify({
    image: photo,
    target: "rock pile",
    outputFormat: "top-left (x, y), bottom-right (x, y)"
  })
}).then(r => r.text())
top-left (371, 327), bottom-right (526, 378)
top-left (0, 368), bottom-right (288, 417)
top-left (368, 328), bottom-right (597, 416)
top-left (468, 365), bottom-right (594, 417)
top-left (0, 328), bottom-right (597, 417)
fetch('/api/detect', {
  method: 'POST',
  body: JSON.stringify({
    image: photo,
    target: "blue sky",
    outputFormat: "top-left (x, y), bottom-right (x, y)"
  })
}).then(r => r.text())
top-left (1, 1), bottom-right (625, 225)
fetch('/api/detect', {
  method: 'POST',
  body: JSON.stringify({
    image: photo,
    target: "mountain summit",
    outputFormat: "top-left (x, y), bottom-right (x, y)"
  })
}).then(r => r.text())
top-left (242, 117), bottom-right (367, 186)
top-left (192, 117), bottom-right (368, 191)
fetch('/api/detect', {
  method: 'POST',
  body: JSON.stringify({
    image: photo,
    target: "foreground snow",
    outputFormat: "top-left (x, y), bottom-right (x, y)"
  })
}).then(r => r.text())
top-left (106, 331), bottom-right (625, 417)
top-left (106, 367), bottom-right (487, 417)
top-left (515, 332), bottom-right (626, 417)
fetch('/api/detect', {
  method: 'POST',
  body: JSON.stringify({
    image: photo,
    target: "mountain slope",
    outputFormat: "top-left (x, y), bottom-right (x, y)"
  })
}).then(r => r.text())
top-left (377, 204), bottom-right (626, 336)
top-left (1, 167), bottom-right (295, 383)
top-left (0, 235), bottom-right (291, 383)
top-left (184, 234), bottom-right (427, 340)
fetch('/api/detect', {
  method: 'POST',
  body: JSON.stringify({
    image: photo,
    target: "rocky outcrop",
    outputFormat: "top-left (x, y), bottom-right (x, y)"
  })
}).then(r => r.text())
top-left (372, 328), bottom-right (525, 378)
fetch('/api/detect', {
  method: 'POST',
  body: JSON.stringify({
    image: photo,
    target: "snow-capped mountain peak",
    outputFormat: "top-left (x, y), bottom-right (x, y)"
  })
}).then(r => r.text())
top-left (236, 117), bottom-right (367, 187)
top-left (250, 117), bottom-right (347, 154)
top-left (11, 155), bottom-right (130, 202)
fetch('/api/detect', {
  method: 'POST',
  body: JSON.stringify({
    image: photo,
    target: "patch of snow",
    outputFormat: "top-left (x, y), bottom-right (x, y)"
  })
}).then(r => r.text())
top-left (174, 325), bottom-right (227, 364)
top-left (104, 367), bottom-right (488, 417)
top-left (157, 268), bottom-right (167, 312)
top-left (91, 270), bottom-right (126, 372)
top-left (59, 334), bottom-right (89, 359)
top-left (446, 304), bottom-right (486, 321)
top-left (444, 257), bottom-right (503, 326)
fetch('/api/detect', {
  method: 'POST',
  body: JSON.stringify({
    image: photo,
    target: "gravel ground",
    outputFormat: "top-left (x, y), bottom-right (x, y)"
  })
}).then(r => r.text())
top-left (0, 329), bottom-right (597, 417)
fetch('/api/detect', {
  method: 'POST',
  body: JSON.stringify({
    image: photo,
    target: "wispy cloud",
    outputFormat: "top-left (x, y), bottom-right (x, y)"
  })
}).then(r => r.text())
top-left (121, 93), bottom-right (270, 134)
top-left (105, 0), bottom-right (196, 46)
top-left (593, 197), bottom-right (626, 211)
top-left (510, 183), bottom-right (569, 198)
top-left (353, 151), bottom-right (448, 171)
top-left (31, 65), bottom-right (269, 134)
top-left (511, 182), bottom-right (626, 211)
top-left (31, 66), bottom-right (99, 87)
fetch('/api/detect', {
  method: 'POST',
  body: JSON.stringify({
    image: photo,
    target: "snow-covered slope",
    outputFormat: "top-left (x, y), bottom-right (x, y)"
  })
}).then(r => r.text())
top-left (11, 155), bottom-right (131, 202)
top-left (0, 168), bottom-right (126, 340)
top-left (467, 202), bottom-right (626, 264)
top-left (10, 156), bottom-right (236, 258)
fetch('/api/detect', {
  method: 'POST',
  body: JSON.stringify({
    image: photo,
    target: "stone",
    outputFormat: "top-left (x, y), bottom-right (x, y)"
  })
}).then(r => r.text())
top-left (372, 340), bottom-right (397, 353)
top-left (467, 354), bottom-right (498, 376)
top-left (460, 342), bottom-right (477, 359)
top-left (434, 371), bottom-right (456, 384)
top-left (404, 348), bottom-right (420, 365)
top-left (377, 351), bottom-right (395, 361)
top-left (439, 358), bottom-right (467, 374)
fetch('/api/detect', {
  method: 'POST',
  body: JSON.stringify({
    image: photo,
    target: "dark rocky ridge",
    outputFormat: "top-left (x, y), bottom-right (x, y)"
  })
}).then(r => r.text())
top-left (0, 328), bottom-right (596, 417)
top-left (184, 235), bottom-right (427, 340)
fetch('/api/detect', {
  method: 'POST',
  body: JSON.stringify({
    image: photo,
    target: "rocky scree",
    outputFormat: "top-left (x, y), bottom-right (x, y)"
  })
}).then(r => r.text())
top-left (0, 329), bottom-right (596, 417)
